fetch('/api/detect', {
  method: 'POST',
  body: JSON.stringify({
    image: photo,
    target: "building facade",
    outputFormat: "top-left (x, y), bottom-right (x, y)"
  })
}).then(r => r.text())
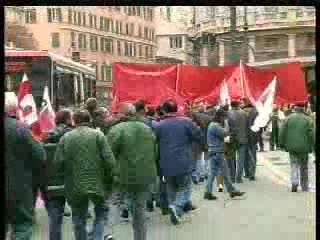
top-left (154, 7), bottom-right (194, 64)
top-left (5, 6), bottom-right (157, 104)
top-left (190, 6), bottom-right (315, 85)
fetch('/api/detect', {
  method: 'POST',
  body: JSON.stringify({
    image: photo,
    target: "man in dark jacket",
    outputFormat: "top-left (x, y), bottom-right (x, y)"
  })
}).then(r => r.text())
top-left (243, 103), bottom-right (259, 180)
top-left (228, 100), bottom-right (250, 183)
top-left (269, 106), bottom-right (280, 151)
top-left (43, 109), bottom-right (73, 240)
top-left (280, 102), bottom-right (314, 192)
top-left (107, 103), bottom-right (158, 240)
top-left (55, 110), bottom-right (117, 240)
top-left (154, 100), bottom-right (202, 225)
top-left (5, 109), bottom-right (47, 240)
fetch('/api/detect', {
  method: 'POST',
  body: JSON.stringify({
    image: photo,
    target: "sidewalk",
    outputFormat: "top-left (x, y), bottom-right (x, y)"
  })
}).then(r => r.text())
top-left (257, 140), bottom-right (316, 192)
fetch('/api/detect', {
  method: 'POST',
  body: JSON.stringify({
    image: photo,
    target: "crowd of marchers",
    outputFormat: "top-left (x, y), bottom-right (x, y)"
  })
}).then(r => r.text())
top-left (5, 97), bottom-right (315, 240)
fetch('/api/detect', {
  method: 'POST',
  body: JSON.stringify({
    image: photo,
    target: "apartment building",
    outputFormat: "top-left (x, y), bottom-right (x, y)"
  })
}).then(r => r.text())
top-left (5, 6), bottom-right (157, 104)
top-left (190, 6), bottom-right (315, 84)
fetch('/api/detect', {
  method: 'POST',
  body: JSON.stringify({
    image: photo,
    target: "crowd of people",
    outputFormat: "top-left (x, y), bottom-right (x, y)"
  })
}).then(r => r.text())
top-left (5, 96), bottom-right (315, 240)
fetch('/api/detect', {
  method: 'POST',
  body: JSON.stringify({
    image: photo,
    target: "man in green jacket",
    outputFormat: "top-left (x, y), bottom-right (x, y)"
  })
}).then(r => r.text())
top-left (107, 103), bottom-right (158, 240)
top-left (55, 109), bottom-right (117, 240)
top-left (279, 102), bottom-right (314, 192)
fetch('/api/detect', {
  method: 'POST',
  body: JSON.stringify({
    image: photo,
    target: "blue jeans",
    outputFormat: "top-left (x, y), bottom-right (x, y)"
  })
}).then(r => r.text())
top-left (248, 144), bottom-right (257, 178)
top-left (46, 196), bottom-right (66, 240)
top-left (70, 194), bottom-right (106, 240)
top-left (127, 191), bottom-right (149, 240)
top-left (166, 173), bottom-right (192, 217)
top-left (207, 152), bottom-right (238, 193)
top-left (236, 144), bottom-right (249, 182)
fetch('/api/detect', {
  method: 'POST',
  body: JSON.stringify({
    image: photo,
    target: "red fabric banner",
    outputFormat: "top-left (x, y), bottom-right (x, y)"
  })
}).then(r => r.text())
top-left (112, 63), bottom-right (178, 111)
top-left (177, 65), bottom-right (224, 102)
top-left (112, 62), bottom-right (308, 111)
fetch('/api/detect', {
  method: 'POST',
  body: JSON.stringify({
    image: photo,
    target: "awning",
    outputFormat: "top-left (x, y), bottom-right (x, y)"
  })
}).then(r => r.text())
top-left (49, 52), bottom-right (96, 77)
top-left (5, 50), bottom-right (49, 58)
top-left (5, 62), bottom-right (27, 73)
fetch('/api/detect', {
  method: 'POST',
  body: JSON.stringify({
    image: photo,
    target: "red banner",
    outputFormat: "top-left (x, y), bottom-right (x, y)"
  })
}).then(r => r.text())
top-left (112, 63), bottom-right (178, 111)
top-left (112, 62), bottom-right (308, 111)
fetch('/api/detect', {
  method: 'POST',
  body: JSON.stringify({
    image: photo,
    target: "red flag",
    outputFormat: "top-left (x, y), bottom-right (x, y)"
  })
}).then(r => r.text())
top-left (17, 73), bottom-right (38, 125)
top-left (39, 86), bottom-right (56, 134)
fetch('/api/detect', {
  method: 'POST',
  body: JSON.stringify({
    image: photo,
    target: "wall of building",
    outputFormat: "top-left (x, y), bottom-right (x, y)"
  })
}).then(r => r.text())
top-left (5, 6), bottom-right (157, 104)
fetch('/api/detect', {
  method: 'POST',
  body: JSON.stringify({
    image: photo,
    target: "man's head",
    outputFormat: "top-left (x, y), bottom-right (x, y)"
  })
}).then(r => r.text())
top-left (55, 109), bottom-right (72, 126)
top-left (162, 99), bottom-right (178, 114)
top-left (214, 108), bottom-right (226, 123)
top-left (230, 100), bottom-right (240, 108)
top-left (73, 109), bottom-right (91, 126)
top-left (118, 103), bottom-right (136, 117)
top-left (134, 100), bottom-right (146, 115)
top-left (85, 98), bottom-right (97, 112)
top-left (146, 107), bottom-right (155, 117)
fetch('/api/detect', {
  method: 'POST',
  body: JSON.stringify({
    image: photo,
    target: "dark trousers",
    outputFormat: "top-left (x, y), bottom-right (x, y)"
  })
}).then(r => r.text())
top-left (248, 144), bottom-right (258, 178)
top-left (270, 127), bottom-right (279, 150)
top-left (6, 194), bottom-right (34, 240)
top-left (289, 153), bottom-right (309, 191)
top-left (159, 177), bottom-right (169, 210)
top-left (258, 128), bottom-right (264, 151)
top-left (46, 196), bottom-right (66, 240)
top-left (225, 142), bottom-right (237, 183)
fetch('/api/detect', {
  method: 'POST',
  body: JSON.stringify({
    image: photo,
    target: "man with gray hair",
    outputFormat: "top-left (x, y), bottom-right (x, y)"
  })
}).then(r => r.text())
top-left (107, 102), bottom-right (158, 240)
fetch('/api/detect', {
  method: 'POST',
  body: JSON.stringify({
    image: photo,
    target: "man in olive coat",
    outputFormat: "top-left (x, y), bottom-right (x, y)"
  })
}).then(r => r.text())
top-left (55, 109), bottom-right (117, 240)
top-left (5, 100), bottom-right (47, 240)
top-left (107, 103), bottom-right (158, 240)
top-left (279, 102), bottom-right (315, 192)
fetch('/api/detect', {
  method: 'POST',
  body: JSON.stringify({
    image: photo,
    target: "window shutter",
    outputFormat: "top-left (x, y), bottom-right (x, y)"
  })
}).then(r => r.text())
top-left (47, 8), bottom-right (52, 22)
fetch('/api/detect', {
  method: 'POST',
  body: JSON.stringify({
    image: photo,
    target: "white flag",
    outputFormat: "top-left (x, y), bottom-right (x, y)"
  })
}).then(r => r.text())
top-left (220, 79), bottom-right (230, 106)
top-left (251, 77), bottom-right (277, 132)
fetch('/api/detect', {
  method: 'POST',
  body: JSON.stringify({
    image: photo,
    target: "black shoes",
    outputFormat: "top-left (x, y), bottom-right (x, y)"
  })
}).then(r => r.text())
top-left (104, 235), bottom-right (113, 240)
top-left (291, 184), bottom-right (298, 192)
top-left (183, 202), bottom-right (197, 213)
top-left (146, 200), bottom-right (154, 212)
top-left (249, 176), bottom-right (256, 181)
top-left (64, 212), bottom-right (71, 217)
top-left (168, 206), bottom-right (180, 225)
top-left (121, 209), bottom-right (129, 219)
top-left (218, 187), bottom-right (224, 192)
top-left (230, 192), bottom-right (246, 198)
top-left (199, 177), bottom-right (205, 183)
top-left (204, 192), bottom-right (218, 200)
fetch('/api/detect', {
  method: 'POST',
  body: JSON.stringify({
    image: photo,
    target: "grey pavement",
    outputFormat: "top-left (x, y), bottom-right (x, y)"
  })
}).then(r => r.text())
top-left (30, 145), bottom-right (315, 240)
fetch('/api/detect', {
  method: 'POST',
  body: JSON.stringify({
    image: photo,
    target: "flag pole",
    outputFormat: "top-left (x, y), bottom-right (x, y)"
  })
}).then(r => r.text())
top-left (239, 60), bottom-right (245, 98)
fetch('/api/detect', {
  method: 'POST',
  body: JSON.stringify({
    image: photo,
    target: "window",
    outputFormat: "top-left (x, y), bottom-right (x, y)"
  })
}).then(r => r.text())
top-left (89, 14), bottom-right (93, 27)
top-left (115, 6), bottom-right (121, 12)
top-left (124, 42), bottom-right (129, 56)
top-left (264, 37), bottom-right (278, 49)
top-left (139, 45), bottom-right (142, 56)
top-left (73, 11), bottom-right (77, 24)
top-left (90, 35), bottom-right (98, 51)
top-left (93, 15), bottom-right (97, 28)
top-left (125, 23), bottom-right (129, 35)
top-left (71, 31), bottom-right (76, 48)
top-left (100, 38), bottom-right (113, 53)
top-left (137, 7), bottom-right (141, 16)
top-left (78, 34), bottom-right (87, 49)
top-left (144, 27), bottom-right (148, 39)
top-left (296, 9), bottom-right (303, 18)
top-left (166, 7), bottom-right (171, 21)
top-left (138, 25), bottom-right (142, 37)
top-left (128, 7), bottom-right (132, 16)
top-left (51, 33), bottom-right (60, 48)
top-left (78, 12), bottom-right (82, 25)
top-left (130, 23), bottom-right (135, 36)
top-left (143, 7), bottom-right (147, 19)
top-left (82, 12), bottom-right (86, 26)
top-left (169, 36), bottom-right (182, 48)
top-left (115, 21), bottom-right (119, 33)
top-left (145, 46), bottom-right (148, 58)
top-left (120, 22), bottom-right (123, 34)
top-left (132, 6), bottom-right (136, 16)
top-left (150, 8), bottom-right (153, 21)
top-left (150, 46), bottom-right (153, 58)
top-left (100, 16), bottom-right (104, 30)
top-left (117, 41), bottom-right (122, 55)
top-left (68, 9), bottom-right (72, 23)
top-left (25, 9), bottom-right (37, 24)
top-left (105, 66), bottom-right (112, 82)
top-left (47, 7), bottom-right (62, 23)
top-left (280, 12), bottom-right (287, 19)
